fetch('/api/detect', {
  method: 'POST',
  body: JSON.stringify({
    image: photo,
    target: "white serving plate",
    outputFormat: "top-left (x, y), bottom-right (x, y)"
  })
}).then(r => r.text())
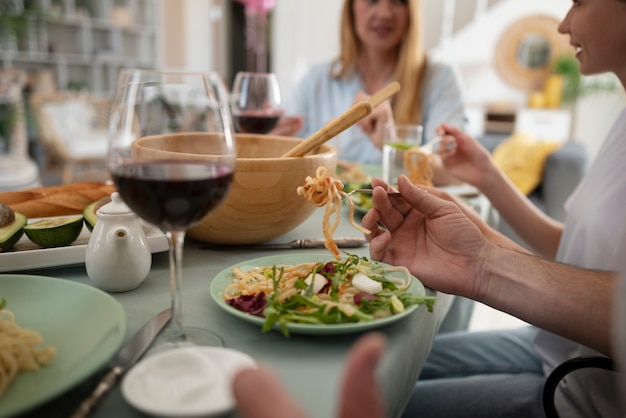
top-left (0, 217), bottom-right (169, 272)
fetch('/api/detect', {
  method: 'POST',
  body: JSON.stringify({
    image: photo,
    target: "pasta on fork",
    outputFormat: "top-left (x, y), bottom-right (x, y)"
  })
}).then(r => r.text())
top-left (297, 166), bottom-right (370, 259)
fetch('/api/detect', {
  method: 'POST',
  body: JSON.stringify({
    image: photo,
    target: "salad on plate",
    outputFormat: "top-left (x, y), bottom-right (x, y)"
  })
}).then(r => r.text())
top-left (220, 253), bottom-right (436, 337)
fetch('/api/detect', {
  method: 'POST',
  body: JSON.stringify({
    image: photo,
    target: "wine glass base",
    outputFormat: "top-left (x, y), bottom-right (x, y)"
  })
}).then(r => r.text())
top-left (183, 326), bottom-right (224, 347)
top-left (148, 326), bottom-right (223, 356)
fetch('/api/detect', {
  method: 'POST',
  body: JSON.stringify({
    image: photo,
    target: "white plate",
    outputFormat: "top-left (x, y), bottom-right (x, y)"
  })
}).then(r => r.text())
top-left (0, 218), bottom-right (168, 272)
top-left (122, 347), bottom-right (256, 418)
top-left (0, 274), bottom-right (126, 417)
top-left (210, 254), bottom-right (429, 335)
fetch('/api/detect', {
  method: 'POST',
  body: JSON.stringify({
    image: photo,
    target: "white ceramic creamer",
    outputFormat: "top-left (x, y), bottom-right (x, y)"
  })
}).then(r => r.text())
top-left (86, 192), bottom-right (151, 292)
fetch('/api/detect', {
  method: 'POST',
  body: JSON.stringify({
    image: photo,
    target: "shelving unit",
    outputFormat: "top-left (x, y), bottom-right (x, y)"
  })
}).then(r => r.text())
top-left (0, 0), bottom-right (158, 94)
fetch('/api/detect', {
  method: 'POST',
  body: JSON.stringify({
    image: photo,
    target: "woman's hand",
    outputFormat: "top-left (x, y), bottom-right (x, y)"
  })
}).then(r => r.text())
top-left (436, 123), bottom-right (497, 189)
top-left (269, 116), bottom-right (304, 136)
top-left (361, 175), bottom-right (490, 298)
top-left (233, 332), bottom-right (387, 418)
top-left (353, 91), bottom-right (394, 149)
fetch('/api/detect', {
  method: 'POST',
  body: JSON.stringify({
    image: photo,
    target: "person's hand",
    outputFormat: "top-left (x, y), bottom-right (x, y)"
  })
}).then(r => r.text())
top-left (232, 332), bottom-right (387, 418)
top-left (353, 91), bottom-right (393, 149)
top-left (435, 123), bottom-right (496, 189)
top-left (361, 175), bottom-right (489, 298)
top-left (269, 116), bottom-right (304, 136)
top-left (430, 153), bottom-right (464, 187)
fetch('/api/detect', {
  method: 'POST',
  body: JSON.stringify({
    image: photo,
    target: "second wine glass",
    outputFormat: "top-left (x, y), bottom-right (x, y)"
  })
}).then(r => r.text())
top-left (230, 71), bottom-right (284, 134)
top-left (108, 69), bottom-right (236, 350)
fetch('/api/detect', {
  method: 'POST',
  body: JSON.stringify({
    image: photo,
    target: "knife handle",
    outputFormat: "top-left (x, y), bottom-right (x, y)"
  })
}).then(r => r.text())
top-left (301, 237), bottom-right (366, 248)
top-left (70, 366), bottom-right (123, 418)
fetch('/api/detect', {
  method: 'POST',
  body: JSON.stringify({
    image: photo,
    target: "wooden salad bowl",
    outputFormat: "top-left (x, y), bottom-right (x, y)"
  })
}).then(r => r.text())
top-left (133, 133), bottom-right (337, 245)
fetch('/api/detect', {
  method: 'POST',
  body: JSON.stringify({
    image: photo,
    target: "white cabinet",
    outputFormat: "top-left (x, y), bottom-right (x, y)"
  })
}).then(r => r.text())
top-left (0, 0), bottom-right (158, 94)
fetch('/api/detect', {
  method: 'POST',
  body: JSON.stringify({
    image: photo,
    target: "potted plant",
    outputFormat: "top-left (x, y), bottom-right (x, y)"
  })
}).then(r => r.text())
top-left (75, 0), bottom-right (94, 19)
top-left (0, 102), bottom-right (18, 154)
top-left (551, 53), bottom-right (618, 104)
top-left (0, 1), bottom-right (27, 51)
top-left (0, 0), bottom-right (45, 52)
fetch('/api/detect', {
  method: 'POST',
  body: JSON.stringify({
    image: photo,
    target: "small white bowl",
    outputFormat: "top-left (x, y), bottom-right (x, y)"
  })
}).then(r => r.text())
top-left (122, 346), bottom-right (256, 417)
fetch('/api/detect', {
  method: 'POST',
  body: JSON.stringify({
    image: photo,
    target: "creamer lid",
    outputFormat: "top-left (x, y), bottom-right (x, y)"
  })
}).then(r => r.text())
top-left (98, 192), bottom-right (134, 215)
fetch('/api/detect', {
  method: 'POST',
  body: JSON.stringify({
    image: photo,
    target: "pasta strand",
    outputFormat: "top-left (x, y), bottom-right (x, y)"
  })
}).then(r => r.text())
top-left (0, 307), bottom-right (56, 397)
top-left (297, 166), bottom-right (370, 259)
top-left (404, 148), bottom-right (434, 186)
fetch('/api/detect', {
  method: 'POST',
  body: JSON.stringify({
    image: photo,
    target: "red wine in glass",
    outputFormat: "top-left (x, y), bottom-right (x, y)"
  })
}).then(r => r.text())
top-left (111, 161), bottom-right (233, 231)
top-left (109, 69), bottom-right (236, 351)
top-left (231, 72), bottom-right (283, 134)
top-left (233, 109), bottom-right (283, 134)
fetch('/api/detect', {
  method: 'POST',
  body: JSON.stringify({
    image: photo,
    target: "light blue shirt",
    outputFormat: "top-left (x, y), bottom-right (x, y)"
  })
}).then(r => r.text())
top-left (284, 59), bottom-right (467, 164)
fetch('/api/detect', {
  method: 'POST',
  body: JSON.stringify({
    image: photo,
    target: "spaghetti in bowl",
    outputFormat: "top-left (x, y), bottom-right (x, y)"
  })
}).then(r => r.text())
top-left (210, 253), bottom-right (435, 336)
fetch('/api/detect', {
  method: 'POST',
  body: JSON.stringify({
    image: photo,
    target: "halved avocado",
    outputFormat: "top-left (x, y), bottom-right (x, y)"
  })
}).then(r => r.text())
top-left (83, 195), bottom-right (112, 232)
top-left (0, 212), bottom-right (27, 251)
top-left (23, 216), bottom-right (83, 248)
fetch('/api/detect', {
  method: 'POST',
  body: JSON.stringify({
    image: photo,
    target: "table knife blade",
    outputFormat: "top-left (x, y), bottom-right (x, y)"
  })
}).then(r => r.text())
top-left (70, 308), bottom-right (172, 418)
top-left (200, 236), bottom-right (367, 250)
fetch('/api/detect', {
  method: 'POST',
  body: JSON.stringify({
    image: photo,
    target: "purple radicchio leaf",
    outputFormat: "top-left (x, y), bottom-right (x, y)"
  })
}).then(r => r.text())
top-left (227, 293), bottom-right (267, 317)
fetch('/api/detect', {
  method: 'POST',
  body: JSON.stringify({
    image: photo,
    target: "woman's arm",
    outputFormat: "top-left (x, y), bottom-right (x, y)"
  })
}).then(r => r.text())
top-left (438, 124), bottom-right (564, 259)
top-left (472, 161), bottom-right (563, 258)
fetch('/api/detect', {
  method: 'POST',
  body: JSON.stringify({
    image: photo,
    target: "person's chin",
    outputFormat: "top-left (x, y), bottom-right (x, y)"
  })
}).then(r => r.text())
top-left (366, 41), bottom-right (399, 54)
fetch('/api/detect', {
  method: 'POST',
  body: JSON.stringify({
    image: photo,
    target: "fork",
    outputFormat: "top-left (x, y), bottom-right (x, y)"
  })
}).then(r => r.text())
top-left (345, 189), bottom-right (402, 197)
top-left (419, 135), bottom-right (444, 153)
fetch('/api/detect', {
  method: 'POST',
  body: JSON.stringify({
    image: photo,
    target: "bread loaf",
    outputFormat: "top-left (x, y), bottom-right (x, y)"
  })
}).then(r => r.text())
top-left (0, 191), bottom-right (46, 205)
top-left (0, 182), bottom-right (116, 218)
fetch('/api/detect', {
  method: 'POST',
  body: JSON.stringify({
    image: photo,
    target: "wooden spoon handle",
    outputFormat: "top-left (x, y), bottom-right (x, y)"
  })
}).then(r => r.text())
top-left (282, 101), bottom-right (373, 158)
top-left (368, 81), bottom-right (400, 107)
top-left (280, 81), bottom-right (400, 158)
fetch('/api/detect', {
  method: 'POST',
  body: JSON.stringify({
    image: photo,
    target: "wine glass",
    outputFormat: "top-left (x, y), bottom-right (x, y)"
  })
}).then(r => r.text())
top-left (108, 69), bottom-right (236, 350)
top-left (230, 71), bottom-right (284, 134)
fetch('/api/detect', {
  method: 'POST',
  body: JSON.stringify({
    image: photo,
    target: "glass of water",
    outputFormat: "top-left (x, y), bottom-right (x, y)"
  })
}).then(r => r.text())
top-left (382, 124), bottom-right (423, 185)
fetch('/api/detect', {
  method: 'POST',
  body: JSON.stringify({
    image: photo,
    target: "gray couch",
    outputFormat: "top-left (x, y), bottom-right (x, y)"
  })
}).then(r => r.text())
top-left (478, 133), bottom-right (589, 244)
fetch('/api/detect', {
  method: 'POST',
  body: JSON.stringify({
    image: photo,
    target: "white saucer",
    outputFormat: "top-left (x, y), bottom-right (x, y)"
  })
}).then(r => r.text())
top-left (122, 346), bottom-right (256, 417)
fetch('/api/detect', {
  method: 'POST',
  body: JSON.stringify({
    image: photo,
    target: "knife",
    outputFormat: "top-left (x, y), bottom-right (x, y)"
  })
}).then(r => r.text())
top-left (70, 308), bottom-right (172, 418)
top-left (200, 236), bottom-right (368, 250)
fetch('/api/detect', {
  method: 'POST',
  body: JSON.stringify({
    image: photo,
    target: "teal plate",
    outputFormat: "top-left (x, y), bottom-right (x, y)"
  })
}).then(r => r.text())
top-left (210, 254), bottom-right (426, 335)
top-left (0, 275), bottom-right (126, 417)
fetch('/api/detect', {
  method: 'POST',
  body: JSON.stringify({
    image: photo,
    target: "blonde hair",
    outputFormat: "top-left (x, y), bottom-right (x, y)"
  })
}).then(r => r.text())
top-left (332, 0), bottom-right (427, 125)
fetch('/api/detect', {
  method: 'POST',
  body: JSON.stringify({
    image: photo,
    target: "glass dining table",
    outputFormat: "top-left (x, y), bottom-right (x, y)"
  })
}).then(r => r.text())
top-left (11, 203), bottom-right (455, 418)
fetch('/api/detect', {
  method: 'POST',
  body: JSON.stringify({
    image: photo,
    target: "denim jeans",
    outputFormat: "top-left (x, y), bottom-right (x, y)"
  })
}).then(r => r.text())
top-left (401, 326), bottom-right (546, 418)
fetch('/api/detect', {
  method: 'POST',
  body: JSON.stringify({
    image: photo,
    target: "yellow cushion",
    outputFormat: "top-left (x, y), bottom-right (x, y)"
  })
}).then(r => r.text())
top-left (492, 133), bottom-right (563, 195)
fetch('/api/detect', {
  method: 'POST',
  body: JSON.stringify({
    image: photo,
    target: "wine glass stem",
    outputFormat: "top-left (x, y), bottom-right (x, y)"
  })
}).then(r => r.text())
top-left (166, 230), bottom-right (187, 344)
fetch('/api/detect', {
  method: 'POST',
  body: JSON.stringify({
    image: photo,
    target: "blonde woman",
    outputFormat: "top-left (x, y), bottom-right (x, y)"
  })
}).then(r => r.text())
top-left (273, 0), bottom-right (466, 164)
